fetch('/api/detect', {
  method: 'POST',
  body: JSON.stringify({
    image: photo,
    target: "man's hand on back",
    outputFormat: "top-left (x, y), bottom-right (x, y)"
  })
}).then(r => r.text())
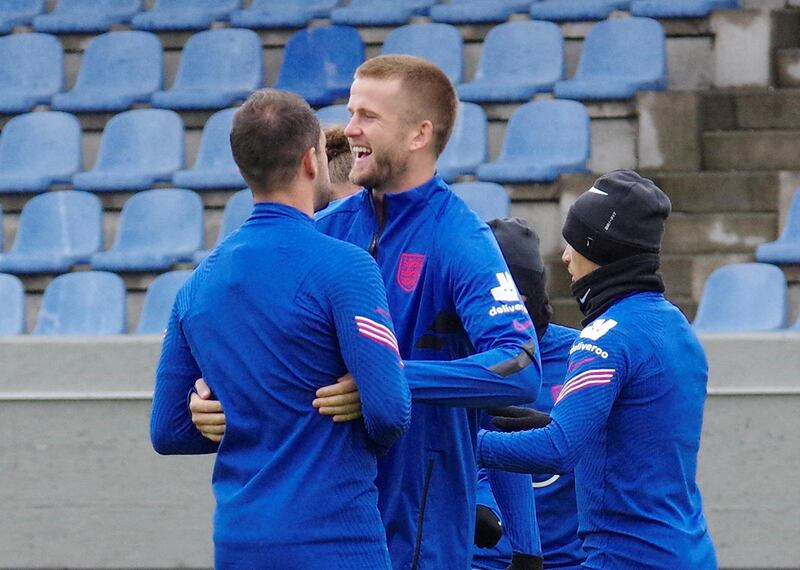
top-left (313, 373), bottom-right (362, 422)
top-left (189, 378), bottom-right (226, 442)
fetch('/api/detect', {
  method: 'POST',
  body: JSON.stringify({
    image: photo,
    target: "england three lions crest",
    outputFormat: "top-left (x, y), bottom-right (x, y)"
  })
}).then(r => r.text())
top-left (397, 253), bottom-right (426, 293)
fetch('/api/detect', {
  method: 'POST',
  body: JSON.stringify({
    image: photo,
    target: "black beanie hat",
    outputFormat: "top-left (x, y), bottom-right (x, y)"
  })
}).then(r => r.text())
top-left (488, 218), bottom-right (552, 340)
top-left (561, 170), bottom-right (671, 265)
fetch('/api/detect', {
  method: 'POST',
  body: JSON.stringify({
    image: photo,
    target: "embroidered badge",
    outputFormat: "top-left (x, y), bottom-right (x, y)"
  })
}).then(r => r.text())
top-left (397, 253), bottom-right (426, 293)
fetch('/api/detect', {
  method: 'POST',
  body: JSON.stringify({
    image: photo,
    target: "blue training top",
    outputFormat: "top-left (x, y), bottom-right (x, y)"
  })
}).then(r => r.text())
top-left (479, 292), bottom-right (717, 569)
top-left (317, 175), bottom-right (542, 569)
top-left (150, 203), bottom-right (412, 569)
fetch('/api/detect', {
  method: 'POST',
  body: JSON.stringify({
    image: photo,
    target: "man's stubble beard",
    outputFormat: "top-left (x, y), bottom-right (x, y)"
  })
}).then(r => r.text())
top-left (349, 148), bottom-right (409, 192)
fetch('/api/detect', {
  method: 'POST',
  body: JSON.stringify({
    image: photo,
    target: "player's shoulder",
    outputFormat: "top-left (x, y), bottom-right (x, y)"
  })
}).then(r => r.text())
top-left (314, 189), bottom-right (365, 226)
top-left (544, 323), bottom-right (580, 352)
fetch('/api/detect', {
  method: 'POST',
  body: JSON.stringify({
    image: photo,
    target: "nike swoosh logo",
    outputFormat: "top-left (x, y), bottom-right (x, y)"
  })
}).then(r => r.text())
top-left (578, 288), bottom-right (591, 304)
top-left (513, 319), bottom-right (533, 332)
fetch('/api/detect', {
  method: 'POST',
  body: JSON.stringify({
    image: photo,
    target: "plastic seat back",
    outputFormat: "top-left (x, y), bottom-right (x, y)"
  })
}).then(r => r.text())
top-left (475, 21), bottom-right (563, 86)
top-left (34, 271), bottom-right (126, 335)
top-left (218, 189), bottom-right (253, 241)
top-left (0, 273), bottom-right (25, 334)
top-left (0, 33), bottom-right (63, 103)
top-left (189, 108), bottom-right (238, 172)
top-left (438, 102), bottom-right (487, 182)
top-left (451, 182), bottom-right (510, 222)
top-left (316, 104), bottom-right (351, 127)
top-left (693, 263), bottom-right (788, 332)
top-left (631, 0), bottom-right (739, 18)
top-left (0, 0), bottom-right (45, 27)
top-left (136, 269), bottom-right (192, 333)
top-left (170, 28), bottom-right (262, 92)
top-left (382, 23), bottom-right (463, 84)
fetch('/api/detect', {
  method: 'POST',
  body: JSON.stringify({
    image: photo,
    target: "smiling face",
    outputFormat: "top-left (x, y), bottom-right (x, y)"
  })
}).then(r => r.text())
top-left (562, 243), bottom-right (600, 282)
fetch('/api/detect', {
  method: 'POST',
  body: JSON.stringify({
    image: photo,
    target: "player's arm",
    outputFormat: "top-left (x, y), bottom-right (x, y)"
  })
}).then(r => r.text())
top-left (151, 301), bottom-right (219, 455)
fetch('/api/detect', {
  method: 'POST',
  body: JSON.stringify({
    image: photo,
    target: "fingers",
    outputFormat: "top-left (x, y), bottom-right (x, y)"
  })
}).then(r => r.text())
top-left (189, 392), bottom-right (224, 414)
top-left (333, 411), bottom-right (363, 422)
top-left (194, 377), bottom-right (212, 399)
top-left (337, 373), bottom-right (354, 383)
top-left (317, 402), bottom-right (361, 416)
top-left (315, 378), bottom-right (357, 399)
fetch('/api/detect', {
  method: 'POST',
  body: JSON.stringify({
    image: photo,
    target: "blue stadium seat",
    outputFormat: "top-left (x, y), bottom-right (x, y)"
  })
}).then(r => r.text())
top-left (457, 21), bottom-right (563, 103)
top-left (437, 102), bottom-right (487, 183)
top-left (194, 189), bottom-right (252, 263)
top-left (133, 0), bottom-right (239, 32)
top-left (72, 109), bottom-right (183, 192)
top-left (631, 0), bottom-right (739, 18)
top-left (230, 0), bottom-right (339, 29)
top-left (91, 189), bottom-right (204, 272)
top-left (450, 182), bottom-right (510, 222)
top-left (0, 0), bottom-right (45, 33)
top-left (693, 263), bottom-right (788, 332)
top-left (554, 17), bottom-right (667, 100)
top-left (0, 205), bottom-right (3, 251)
top-left (430, 0), bottom-right (530, 25)
top-left (316, 104), bottom-right (351, 127)
top-left (530, 0), bottom-right (631, 22)
top-left (331, 0), bottom-right (436, 26)
top-left (136, 269), bottom-right (192, 334)
top-left (0, 112), bottom-right (81, 193)
top-left (33, 0), bottom-right (141, 33)
top-left (756, 190), bottom-right (800, 265)
top-left (0, 33), bottom-right (62, 113)
top-left (150, 28), bottom-right (262, 110)
top-left (33, 271), bottom-right (126, 335)
top-left (275, 26), bottom-right (363, 107)
top-left (0, 273), bottom-right (25, 334)
top-left (382, 23), bottom-right (463, 85)
top-left (0, 191), bottom-right (102, 274)
top-left (51, 31), bottom-right (162, 113)
top-left (477, 100), bottom-right (589, 184)
top-left (173, 108), bottom-right (245, 191)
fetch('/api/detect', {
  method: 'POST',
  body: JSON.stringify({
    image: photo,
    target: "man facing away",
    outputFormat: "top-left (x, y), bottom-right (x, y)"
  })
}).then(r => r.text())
top-left (480, 171), bottom-right (717, 569)
top-left (150, 89), bottom-right (411, 569)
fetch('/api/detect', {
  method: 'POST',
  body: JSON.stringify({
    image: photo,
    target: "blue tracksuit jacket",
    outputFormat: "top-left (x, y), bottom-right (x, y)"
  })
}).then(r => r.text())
top-left (317, 174), bottom-right (541, 570)
top-left (479, 292), bottom-right (717, 569)
top-left (473, 324), bottom-right (586, 570)
top-left (150, 203), bottom-right (412, 569)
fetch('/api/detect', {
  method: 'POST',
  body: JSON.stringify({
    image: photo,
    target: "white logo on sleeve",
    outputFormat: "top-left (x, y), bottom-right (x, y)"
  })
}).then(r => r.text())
top-left (491, 272), bottom-right (521, 303)
top-left (579, 318), bottom-right (618, 341)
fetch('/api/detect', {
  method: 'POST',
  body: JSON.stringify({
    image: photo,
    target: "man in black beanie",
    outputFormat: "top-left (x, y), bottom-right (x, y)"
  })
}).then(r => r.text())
top-left (479, 171), bottom-right (718, 569)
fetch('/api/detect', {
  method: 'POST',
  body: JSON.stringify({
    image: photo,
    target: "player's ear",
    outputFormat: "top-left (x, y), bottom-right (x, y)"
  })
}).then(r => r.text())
top-left (409, 120), bottom-right (433, 152)
top-left (301, 146), bottom-right (318, 179)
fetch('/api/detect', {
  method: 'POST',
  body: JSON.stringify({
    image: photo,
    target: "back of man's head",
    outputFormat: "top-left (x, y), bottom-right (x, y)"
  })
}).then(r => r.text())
top-left (355, 55), bottom-right (458, 157)
top-left (324, 126), bottom-right (353, 186)
top-left (230, 89), bottom-right (321, 194)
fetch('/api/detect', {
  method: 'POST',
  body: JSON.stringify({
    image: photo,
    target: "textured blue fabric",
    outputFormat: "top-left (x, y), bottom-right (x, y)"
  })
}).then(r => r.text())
top-left (33, 0), bottom-right (141, 33)
top-left (382, 23), bottom-right (463, 84)
top-left (0, 273), bottom-right (25, 335)
top-left (430, 0), bottom-right (530, 24)
top-left (229, 0), bottom-right (338, 29)
top-left (437, 102), bottom-right (487, 182)
top-left (0, 32), bottom-right (62, 113)
top-left (316, 175), bottom-right (541, 569)
top-left (0, 111), bottom-right (81, 192)
top-left (0, 0), bottom-right (45, 30)
top-left (477, 100), bottom-right (589, 184)
top-left (52, 31), bottom-right (162, 113)
top-left (693, 263), bottom-right (788, 332)
top-left (331, 0), bottom-right (435, 26)
top-left (449, 182), bottom-right (509, 222)
top-left (0, 191), bottom-right (102, 274)
top-left (132, 0), bottom-right (239, 31)
top-left (631, 0), bottom-right (739, 18)
top-left (530, 0), bottom-right (630, 22)
top-left (756, 190), bottom-right (800, 264)
top-left (150, 202), bottom-right (410, 567)
top-left (480, 293), bottom-right (718, 569)
top-left (193, 189), bottom-right (252, 263)
top-left (135, 269), bottom-right (192, 334)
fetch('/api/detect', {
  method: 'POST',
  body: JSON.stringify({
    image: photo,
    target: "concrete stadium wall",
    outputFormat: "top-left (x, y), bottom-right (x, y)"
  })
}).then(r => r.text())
top-left (1, 334), bottom-right (798, 569)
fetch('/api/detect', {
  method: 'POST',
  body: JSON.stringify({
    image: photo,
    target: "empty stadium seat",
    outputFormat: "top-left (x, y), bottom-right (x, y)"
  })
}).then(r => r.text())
top-left (756, 190), bottom-right (800, 265)
top-left (194, 189), bottom-right (252, 263)
top-left (0, 32), bottom-right (62, 113)
top-left (33, 0), bottom-right (141, 33)
top-left (0, 0), bottom-right (45, 34)
top-left (133, 0), bottom-right (239, 32)
top-left (0, 273), bottom-right (25, 334)
top-left (382, 23), bottom-right (463, 85)
top-left (457, 21), bottom-right (563, 103)
top-left (451, 182), bottom-right (510, 222)
top-left (33, 271), bottom-right (126, 335)
top-left (72, 109), bottom-right (183, 192)
top-left (477, 100), bottom-right (589, 184)
top-left (136, 269), bottom-right (192, 334)
top-left (331, 0), bottom-right (436, 26)
top-left (631, 0), bottom-right (739, 18)
top-left (430, 0), bottom-right (531, 25)
top-left (0, 191), bottom-right (102, 273)
top-left (0, 112), bottom-right (81, 193)
top-left (91, 189), bottom-right (204, 272)
top-left (173, 108), bottom-right (245, 191)
top-left (316, 104), bottom-right (351, 127)
top-left (530, 0), bottom-right (631, 22)
top-left (0, 205), bottom-right (3, 251)
top-left (230, 0), bottom-right (339, 29)
top-left (150, 28), bottom-right (262, 110)
top-left (437, 102), bottom-right (487, 183)
top-left (554, 17), bottom-right (667, 100)
top-left (693, 263), bottom-right (788, 332)
top-left (275, 26), bottom-right (363, 107)
top-left (51, 31), bottom-right (162, 113)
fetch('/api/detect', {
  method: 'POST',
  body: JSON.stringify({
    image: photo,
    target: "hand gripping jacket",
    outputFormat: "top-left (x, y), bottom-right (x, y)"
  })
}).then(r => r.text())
top-left (317, 175), bottom-right (542, 570)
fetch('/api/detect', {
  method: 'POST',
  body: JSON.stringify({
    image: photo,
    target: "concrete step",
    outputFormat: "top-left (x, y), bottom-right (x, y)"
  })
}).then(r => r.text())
top-left (702, 88), bottom-right (800, 130)
top-left (644, 171), bottom-right (779, 213)
top-left (703, 130), bottom-right (800, 170)
top-left (663, 212), bottom-right (777, 254)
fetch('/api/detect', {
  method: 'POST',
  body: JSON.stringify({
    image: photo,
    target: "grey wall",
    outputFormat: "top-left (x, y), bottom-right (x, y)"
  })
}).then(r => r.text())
top-left (1, 335), bottom-right (799, 568)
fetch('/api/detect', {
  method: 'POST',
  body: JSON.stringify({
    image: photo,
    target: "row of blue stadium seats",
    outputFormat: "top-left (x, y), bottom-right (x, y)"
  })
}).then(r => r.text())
top-left (0, 99), bottom-right (591, 192)
top-left (0, 182), bottom-right (512, 274)
top-left (0, 19), bottom-right (668, 114)
top-left (0, 0), bottom-right (741, 35)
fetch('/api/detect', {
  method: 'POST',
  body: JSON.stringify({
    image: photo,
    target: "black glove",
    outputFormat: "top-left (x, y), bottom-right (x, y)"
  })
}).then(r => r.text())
top-left (488, 406), bottom-right (551, 432)
top-left (506, 553), bottom-right (543, 570)
top-left (474, 505), bottom-right (504, 548)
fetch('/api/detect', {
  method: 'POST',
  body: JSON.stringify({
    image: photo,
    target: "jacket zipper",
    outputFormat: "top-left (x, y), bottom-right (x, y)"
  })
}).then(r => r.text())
top-left (410, 458), bottom-right (435, 570)
top-left (368, 190), bottom-right (387, 259)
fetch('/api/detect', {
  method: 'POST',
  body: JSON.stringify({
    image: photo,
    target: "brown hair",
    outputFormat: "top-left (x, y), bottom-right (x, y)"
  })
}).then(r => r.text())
top-left (324, 126), bottom-right (353, 185)
top-left (230, 89), bottom-right (321, 191)
top-left (355, 55), bottom-right (458, 156)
